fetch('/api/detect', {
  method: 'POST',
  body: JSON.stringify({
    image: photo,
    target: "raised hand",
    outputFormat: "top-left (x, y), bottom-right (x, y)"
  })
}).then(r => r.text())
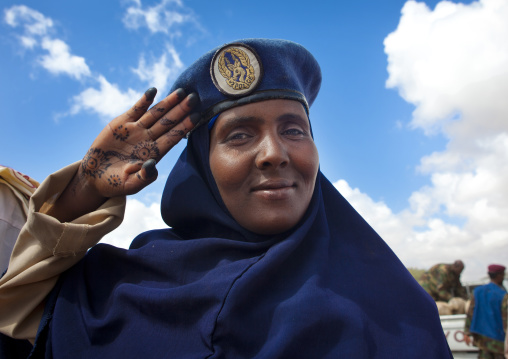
top-left (46, 87), bottom-right (200, 222)
top-left (79, 87), bottom-right (199, 197)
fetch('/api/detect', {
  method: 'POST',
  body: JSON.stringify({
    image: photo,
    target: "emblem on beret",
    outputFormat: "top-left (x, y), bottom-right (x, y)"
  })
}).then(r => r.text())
top-left (211, 43), bottom-right (263, 97)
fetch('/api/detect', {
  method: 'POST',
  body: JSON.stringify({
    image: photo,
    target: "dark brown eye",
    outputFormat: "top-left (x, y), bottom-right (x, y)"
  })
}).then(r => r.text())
top-left (226, 132), bottom-right (252, 143)
top-left (282, 128), bottom-right (306, 137)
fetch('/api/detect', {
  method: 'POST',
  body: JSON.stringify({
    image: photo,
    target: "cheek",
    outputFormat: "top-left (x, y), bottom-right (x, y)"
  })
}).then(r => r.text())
top-left (294, 143), bottom-right (320, 185)
top-left (210, 149), bottom-right (250, 191)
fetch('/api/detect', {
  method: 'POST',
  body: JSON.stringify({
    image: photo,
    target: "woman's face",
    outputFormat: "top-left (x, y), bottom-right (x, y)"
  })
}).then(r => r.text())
top-left (209, 99), bottom-right (319, 235)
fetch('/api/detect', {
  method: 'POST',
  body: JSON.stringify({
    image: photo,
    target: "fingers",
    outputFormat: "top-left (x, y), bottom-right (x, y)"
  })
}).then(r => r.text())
top-left (145, 92), bottom-right (200, 142)
top-left (145, 88), bottom-right (157, 102)
top-left (123, 159), bottom-right (158, 195)
top-left (123, 88), bottom-right (159, 122)
top-left (156, 111), bottom-right (201, 157)
top-left (137, 88), bottom-right (189, 130)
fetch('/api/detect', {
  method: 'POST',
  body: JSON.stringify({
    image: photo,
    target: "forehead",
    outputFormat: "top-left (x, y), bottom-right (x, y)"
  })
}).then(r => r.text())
top-left (215, 99), bottom-right (308, 123)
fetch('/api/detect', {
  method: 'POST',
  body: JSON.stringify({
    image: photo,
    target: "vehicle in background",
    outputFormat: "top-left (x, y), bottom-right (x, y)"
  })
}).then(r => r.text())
top-left (441, 314), bottom-right (477, 358)
top-left (440, 278), bottom-right (507, 358)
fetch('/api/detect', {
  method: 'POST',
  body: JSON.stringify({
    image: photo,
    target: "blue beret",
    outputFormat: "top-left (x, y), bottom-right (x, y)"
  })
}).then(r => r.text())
top-left (170, 38), bottom-right (322, 128)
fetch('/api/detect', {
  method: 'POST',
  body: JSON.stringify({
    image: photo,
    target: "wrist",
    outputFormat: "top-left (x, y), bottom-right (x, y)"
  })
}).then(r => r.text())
top-left (45, 167), bottom-right (107, 222)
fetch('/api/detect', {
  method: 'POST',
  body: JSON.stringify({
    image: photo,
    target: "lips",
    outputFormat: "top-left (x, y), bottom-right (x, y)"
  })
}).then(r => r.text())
top-left (250, 179), bottom-right (295, 192)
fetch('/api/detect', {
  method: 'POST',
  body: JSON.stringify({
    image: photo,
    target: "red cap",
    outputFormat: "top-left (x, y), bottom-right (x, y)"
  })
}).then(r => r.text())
top-left (488, 264), bottom-right (506, 273)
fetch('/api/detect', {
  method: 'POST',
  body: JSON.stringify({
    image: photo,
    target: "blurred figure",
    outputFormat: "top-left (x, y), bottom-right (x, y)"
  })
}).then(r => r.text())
top-left (0, 165), bottom-right (38, 357)
top-left (420, 260), bottom-right (467, 301)
top-left (0, 165), bottom-right (39, 273)
top-left (465, 264), bottom-right (507, 359)
top-left (505, 311), bottom-right (508, 359)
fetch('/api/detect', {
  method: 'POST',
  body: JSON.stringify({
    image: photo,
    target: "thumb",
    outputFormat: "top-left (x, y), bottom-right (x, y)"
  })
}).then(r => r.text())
top-left (138, 159), bottom-right (158, 182)
top-left (124, 159), bottom-right (158, 195)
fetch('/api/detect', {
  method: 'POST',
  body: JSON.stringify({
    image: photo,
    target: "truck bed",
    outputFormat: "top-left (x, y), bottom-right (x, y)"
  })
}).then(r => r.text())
top-left (440, 314), bottom-right (478, 358)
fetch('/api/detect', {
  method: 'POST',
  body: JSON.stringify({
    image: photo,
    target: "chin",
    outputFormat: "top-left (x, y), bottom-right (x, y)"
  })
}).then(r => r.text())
top-left (243, 217), bottom-right (300, 236)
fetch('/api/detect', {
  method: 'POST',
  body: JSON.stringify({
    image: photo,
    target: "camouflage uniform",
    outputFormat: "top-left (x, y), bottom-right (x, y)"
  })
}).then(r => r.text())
top-left (419, 263), bottom-right (467, 301)
top-left (465, 290), bottom-right (508, 359)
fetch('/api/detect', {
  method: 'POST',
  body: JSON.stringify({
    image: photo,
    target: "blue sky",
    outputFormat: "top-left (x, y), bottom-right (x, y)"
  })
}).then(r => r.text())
top-left (1, 0), bottom-right (507, 280)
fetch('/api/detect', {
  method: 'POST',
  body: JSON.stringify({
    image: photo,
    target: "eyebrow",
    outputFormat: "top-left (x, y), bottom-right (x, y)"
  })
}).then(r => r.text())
top-left (276, 113), bottom-right (309, 125)
top-left (220, 115), bottom-right (263, 129)
top-left (218, 112), bottom-right (309, 132)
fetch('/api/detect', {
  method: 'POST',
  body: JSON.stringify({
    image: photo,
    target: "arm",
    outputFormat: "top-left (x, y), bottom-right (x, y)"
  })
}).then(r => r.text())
top-left (0, 88), bottom-right (200, 341)
top-left (435, 266), bottom-right (453, 302)
top-left (45, 87), bottom-right (199, 223)
top-left (503, 294), bottom-right (507, 334)
top-left (464, 293), bottom-right (475, 345)
top-left (0, 163), bottom-right (125, 341)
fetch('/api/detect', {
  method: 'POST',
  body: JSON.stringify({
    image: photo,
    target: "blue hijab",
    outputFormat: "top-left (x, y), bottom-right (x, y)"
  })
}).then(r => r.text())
top-left (31, 39), bottom-right (452, 358)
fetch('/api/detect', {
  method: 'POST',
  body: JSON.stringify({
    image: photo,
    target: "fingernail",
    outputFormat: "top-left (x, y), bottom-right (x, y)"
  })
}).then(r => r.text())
top-left (142, 159), bottom-right (157, 178)
top-left (189, 112), bottom-right (201, 126)
top-left (145, 87), bottom-right (157, 101)
top-left (187, 93), bottom-right (200, 108)
top-left (175, 88), bottom-right (186, 100)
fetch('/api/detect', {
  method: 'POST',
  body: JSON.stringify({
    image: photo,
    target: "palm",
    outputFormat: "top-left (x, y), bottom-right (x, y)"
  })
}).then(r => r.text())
top-left (79, 88), bottom-right (199, 197)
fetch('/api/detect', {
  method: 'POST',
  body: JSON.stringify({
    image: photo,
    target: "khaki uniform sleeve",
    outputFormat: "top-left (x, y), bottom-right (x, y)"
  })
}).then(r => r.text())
top-left (0, 162), bottom-right (126, 341)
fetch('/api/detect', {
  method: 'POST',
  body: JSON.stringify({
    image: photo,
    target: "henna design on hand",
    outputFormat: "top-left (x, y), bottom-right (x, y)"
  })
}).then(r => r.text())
top-left (160, 116), bottom-right (177, 126)
top-left (131, 141), bottom-right (160, 161)
top-left (81, 139), bottom-right (160, 184)
top-left (82, 148), bottom-right (112, 178)
top-left (133, 104), bottom-right (149, 113)
top-left (107, 174), bottom-right (122, 187)
top-left (112, 125), bottom-right (130, 141)
top-left (147, 106), bottom-right (166, 120)
top-left (169, 129), bottom-right (185, 137)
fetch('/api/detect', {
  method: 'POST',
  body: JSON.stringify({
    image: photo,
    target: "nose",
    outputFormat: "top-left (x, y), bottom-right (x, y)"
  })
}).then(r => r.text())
top-left (255, 133), bottom-right (289, 169)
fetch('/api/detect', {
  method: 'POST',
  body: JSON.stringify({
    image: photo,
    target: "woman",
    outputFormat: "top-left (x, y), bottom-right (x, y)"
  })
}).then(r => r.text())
top-left (0, 39), bottom-right (452, 358)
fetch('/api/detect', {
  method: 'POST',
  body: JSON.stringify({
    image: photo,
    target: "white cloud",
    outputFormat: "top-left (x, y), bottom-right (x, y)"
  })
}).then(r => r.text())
top-left (4, 5), bottom-right (53, 37)
top-left (70, 76), bottom-right (142, 120)
top-left (101, 198), bottom-right (166, 248)
top-left (39, 38), bottom-right (91, 80)
top-left (333, 179), bottom-right (506, 282)
top-left (122, 0), bottom-right (193, 36)
top-left (5, 4), bottom-right (191, 119)
top-left (5, 4), bottom-right (197, 119)
top-left (19, 36), bottom-right (37, 49)
top-left (355, 0), bottom-right (508, 280)
top-left (131, 44), bottom-right (184, 95)
top-left (385, 0), bottom-right (508, 137)
top-left (334, 180), bottom-right (416, 243)
top-left (4, 5), bottom-right (91, 81)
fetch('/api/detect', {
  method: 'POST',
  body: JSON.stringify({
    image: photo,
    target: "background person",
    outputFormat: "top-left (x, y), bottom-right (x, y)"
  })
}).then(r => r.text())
top-left (505, 310), bottom-right (508, 359)
top-left (465, 264), bottom-right (507, 359)
top-left (420, 260), bottom-right (468, 301)
top-left (0, 166), bottom-right (39, 273)
top-left (0, 167), bottom-right (38, 359)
